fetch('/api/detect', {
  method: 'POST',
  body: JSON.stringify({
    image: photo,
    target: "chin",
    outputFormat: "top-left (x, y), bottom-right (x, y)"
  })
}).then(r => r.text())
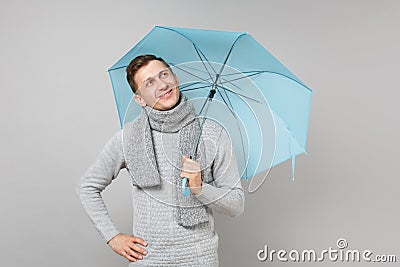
top-left (158, 91), bottom-right (181, 110)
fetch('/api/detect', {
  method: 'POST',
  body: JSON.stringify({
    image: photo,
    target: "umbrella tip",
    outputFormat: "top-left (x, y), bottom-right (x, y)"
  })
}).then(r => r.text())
top-left (291, 155), bottom-right (296, 182)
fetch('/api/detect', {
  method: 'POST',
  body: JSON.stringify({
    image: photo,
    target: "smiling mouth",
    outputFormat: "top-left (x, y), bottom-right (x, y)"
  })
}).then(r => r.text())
top-left (158, 89), bottom-right (173, 99)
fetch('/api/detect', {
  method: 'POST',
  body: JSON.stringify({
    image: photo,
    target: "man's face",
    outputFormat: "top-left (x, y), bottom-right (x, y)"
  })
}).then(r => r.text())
top-left (133, 60), bottom-right (180, 111)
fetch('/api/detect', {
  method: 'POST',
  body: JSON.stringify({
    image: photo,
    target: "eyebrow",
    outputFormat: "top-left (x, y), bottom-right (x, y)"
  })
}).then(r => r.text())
top-left (143, 76), bottom-right (153, 83)
top-left (145, 69), bottom-right (169, 81)
top-left (138, 68), bottom-right (171, 88)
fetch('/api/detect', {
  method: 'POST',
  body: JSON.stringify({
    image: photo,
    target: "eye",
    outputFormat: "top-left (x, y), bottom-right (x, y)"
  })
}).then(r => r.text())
top-left (161, 71), bottom-right (169, 78)
top-left (145, 79), bottom-right (153, 87)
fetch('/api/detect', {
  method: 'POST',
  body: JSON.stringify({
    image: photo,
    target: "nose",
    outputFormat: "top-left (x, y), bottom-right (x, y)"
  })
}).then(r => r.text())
top-left (156, 78), bottom-right (169, 91)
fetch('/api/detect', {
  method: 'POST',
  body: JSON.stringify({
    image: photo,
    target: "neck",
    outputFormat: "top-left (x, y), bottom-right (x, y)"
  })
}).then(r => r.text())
top-left (143, 94), bottom-right (196, 133)
top-left (169, 92), bottom-right (182, 110)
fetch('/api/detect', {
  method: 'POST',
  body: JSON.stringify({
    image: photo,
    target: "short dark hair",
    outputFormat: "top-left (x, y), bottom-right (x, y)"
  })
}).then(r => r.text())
top-left (126, 54), bottom-right (171, 93)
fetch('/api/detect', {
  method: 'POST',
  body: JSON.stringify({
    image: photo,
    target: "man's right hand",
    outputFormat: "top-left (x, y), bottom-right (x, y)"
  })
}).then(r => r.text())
top-left (108, 233), bottom-right (148, 262)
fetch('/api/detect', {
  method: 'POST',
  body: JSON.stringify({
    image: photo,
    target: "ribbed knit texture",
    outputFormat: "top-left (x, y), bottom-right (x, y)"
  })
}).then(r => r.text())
top-left (78, 119), bottom-right (245, 266)
top-left (123, 96), bottom-right (215, 227)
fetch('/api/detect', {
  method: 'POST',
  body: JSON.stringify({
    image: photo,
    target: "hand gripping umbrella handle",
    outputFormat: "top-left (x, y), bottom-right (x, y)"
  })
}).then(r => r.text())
top-left (181, 177), bottom-right (191, 196)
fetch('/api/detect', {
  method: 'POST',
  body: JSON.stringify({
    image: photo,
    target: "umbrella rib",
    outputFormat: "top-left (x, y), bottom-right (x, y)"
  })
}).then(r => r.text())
top-left (174, 64), bottom-right (253, 96)
top-left (174, 64), bottom-right (240, 93)
top-left (179, 81), bottom-right (204, 90)
top-left (216, 84), bottom-right (262, 103)
top-left (218, 83), bottom-right (235, 112)
top-left (172, 63), bottom-right (218, 84)
top-left (174, 65), bottom-right (255, 93)
top-left (216, 72), bottom-right (263, 94)
top-left (173, 65), bottom-right (215, 85)
top-left (218, 75), bottom-right (246, 92)
top-left (157, 27), bottom-right (218, 81)
top-left (216, 89), bottom-right (249, 178)
top-left (240, 70), bottom-right (313, 92)
top-left (220, 71), bottom-right (263, 83)
top-left (192, 45), bottom-right (217, 81)
top-left (180, 84), bottom-right (213, 92)
top-left (217, 70), bottom-right (313, 96)
top-left (216, 33), bottom-right (248, 83)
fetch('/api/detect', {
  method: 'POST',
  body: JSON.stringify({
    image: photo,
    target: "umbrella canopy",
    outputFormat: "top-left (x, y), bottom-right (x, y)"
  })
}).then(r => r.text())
top-left (108, 26), bottom-right (313, 191)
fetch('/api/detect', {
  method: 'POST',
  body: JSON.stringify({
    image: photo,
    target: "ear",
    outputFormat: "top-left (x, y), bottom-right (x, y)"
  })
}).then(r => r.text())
top-left (134, 94), bottom-right (146, 107)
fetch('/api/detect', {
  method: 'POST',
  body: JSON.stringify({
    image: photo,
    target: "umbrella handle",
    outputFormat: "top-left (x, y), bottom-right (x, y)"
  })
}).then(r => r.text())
top-left (181, 177), bottom-right (191, 196)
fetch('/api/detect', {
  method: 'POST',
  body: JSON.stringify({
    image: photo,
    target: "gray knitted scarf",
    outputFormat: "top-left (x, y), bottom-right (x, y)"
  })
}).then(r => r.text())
top-left (123, 95), bottom-right (211, 227)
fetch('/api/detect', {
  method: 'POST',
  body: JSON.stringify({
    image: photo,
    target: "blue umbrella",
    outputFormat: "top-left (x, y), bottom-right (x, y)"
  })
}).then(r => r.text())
top-left (108, 26), bottom-right (313, 193)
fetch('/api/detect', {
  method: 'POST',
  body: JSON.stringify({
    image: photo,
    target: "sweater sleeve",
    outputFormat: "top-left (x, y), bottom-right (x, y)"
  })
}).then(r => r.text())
top-left (194, 128), bottom-right (245, 217)
top-left (77, 131), bottom-right (125, 243)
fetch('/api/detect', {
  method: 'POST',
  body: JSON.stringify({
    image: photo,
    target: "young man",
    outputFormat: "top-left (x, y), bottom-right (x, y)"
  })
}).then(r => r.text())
top-left (78, 55), bottom-right (244, 266)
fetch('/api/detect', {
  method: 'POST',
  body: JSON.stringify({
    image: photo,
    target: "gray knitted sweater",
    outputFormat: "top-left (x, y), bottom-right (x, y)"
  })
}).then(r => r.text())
top-left (78, 120), bottom-right (245, 266)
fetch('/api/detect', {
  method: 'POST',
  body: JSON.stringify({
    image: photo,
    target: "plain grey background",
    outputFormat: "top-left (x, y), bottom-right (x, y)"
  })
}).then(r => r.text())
top-left (1, 0), bottom-right (399, 266)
